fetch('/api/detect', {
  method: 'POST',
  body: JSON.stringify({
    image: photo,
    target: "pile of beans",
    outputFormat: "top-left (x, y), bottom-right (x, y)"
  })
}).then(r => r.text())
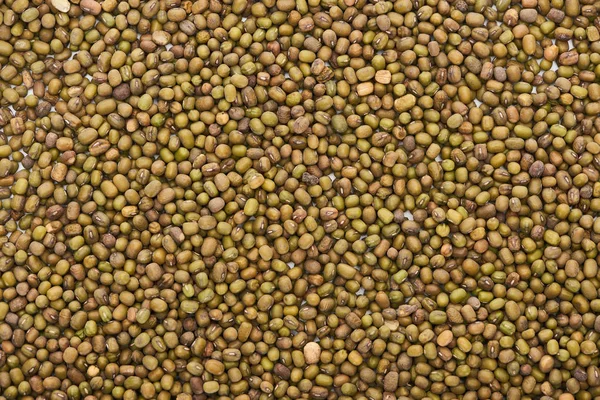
top-left (1, 0), bottom-right (600, 399)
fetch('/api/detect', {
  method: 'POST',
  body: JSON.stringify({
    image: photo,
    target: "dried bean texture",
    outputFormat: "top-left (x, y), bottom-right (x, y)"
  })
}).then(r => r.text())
top-left (1, 0), bottom-right (600, 400)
